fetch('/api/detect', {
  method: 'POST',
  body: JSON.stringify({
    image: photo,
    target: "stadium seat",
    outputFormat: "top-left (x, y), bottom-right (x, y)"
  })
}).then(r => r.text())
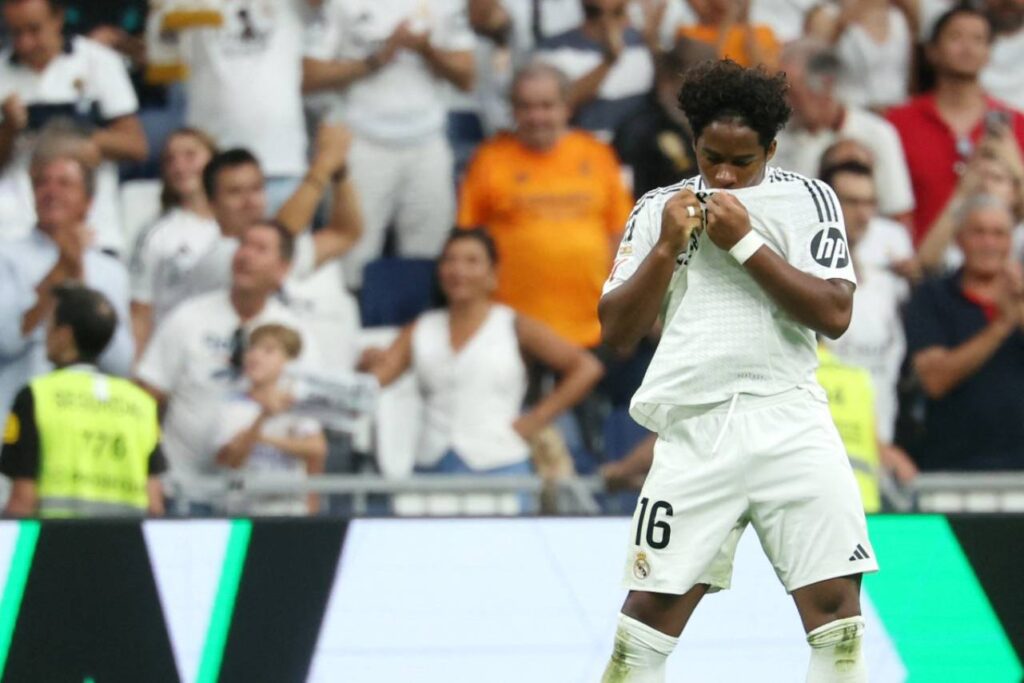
top-left (359, 258), bottom-right (438, 327)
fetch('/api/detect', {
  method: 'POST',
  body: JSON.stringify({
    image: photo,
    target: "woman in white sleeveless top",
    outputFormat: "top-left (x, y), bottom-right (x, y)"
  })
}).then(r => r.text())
top-left (363, 229), bottom-right (603, 475)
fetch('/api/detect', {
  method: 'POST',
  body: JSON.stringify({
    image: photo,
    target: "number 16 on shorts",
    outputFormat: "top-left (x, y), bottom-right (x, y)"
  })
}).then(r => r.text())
top-left (632, 497), bottom-right (673, 580)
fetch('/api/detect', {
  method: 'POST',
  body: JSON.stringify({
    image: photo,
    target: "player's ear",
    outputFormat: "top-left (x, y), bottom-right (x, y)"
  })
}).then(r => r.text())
top-left (765, 139), bottom-right (777, 163)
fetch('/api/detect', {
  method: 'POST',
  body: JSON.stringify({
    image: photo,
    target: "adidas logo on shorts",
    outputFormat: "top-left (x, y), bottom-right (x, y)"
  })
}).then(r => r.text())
top-left (848, 544), bottom-right (871, 562)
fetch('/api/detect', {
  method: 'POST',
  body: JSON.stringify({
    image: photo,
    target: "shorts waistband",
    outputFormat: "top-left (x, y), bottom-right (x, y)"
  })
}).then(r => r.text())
top-left (661, 386), bottom-right (820, 422)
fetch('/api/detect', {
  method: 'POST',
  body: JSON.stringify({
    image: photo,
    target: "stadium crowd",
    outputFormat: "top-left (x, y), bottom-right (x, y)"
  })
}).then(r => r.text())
top-left (0, 0), bottom-right (1022, 516)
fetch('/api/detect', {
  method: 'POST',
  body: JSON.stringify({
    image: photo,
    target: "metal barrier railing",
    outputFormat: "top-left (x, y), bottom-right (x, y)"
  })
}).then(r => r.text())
top-left (165, 471), bottom-right (1024, 516)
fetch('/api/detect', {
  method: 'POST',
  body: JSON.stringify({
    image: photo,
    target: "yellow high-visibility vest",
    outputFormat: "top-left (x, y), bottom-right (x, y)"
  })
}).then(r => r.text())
top-left (31, 368), bottom-right (159, 517)
top-left (816, 348), bottom-right (882, 513)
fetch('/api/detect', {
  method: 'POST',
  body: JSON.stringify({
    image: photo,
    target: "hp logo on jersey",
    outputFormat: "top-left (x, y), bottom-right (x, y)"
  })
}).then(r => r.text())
top-left (810, 227), bottom-right (850, 268)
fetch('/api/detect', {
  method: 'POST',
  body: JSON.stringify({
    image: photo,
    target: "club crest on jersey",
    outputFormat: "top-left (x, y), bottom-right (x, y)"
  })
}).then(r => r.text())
top-left (810, 227), bottom-right (849, 268)
top-left (633, 551), bottom-right (651, 580)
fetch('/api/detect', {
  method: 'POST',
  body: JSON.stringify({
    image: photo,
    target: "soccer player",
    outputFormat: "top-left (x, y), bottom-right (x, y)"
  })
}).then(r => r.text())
top-left (598, 60), bottom-right (877, 682)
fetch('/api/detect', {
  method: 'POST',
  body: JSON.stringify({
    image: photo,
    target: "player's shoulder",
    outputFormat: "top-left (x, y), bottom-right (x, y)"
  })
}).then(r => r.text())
top-left (763, 167), bottom-right (841, 225)
top-left (639, 175), bottom-right (702, 206)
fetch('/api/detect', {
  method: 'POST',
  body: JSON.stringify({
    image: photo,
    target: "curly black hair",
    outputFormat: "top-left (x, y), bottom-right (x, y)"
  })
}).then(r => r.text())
top-left (677, 59), bottom-right (791, 149)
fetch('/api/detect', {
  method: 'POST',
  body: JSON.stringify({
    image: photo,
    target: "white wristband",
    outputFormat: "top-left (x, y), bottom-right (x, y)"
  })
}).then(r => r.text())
top-left (728, 231), bottom-right (765, 265)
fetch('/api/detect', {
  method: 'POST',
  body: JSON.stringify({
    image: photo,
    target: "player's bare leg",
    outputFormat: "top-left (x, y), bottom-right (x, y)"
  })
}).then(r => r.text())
top-left (792, 574), bottom-right (867, 682)
top-left (600, 584), bottom-right (708, 682)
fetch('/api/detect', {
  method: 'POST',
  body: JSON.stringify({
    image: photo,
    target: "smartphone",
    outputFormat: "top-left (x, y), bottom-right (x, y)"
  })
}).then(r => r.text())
top-left (985, 109), bottom-right (1011, 136)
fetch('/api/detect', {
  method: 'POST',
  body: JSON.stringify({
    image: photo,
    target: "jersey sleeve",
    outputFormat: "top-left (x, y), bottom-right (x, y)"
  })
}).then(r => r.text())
top-left (148, 443), bottom-right (169, 476)
top-left (781, 179), bottom-right (858, 286)
top-left (0, 387), bottom-right (40, 480)
top-left (603, 190), bottom-right (663, 295)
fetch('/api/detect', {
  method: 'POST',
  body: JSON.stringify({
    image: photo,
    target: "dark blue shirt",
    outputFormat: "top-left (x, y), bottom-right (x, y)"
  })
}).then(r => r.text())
top-left (903, 271), bottom-right (1024, 471)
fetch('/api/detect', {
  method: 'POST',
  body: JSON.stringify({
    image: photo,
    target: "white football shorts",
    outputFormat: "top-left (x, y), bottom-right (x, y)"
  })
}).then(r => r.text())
top-left (623, 387), bottom-right (879, 595)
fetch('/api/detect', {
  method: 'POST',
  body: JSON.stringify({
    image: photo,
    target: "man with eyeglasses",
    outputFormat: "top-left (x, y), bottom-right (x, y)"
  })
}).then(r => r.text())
top-left (536, 0), bottom-right (656, 140)
top-left (136, 221), bottom-right (318, 514)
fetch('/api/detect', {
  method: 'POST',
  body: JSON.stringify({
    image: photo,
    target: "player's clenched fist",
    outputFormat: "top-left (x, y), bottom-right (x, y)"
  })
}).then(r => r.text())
top-left (706, 191), bottom-right (752, 251)
top-left (658, 189), bottom-right (703, 254)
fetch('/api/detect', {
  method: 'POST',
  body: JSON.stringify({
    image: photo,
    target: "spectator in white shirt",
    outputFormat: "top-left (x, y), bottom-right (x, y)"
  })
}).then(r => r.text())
top-left (130, 127), bottom-right (219, 354)
top-left (773, 39), bottom-right (916, 223)
top-left (535, 0), bottom-right (656, 140)
top-left (177, 124), bottom-right (362, 311)
top-left (0, 0), bottom-right (147, 251)
top-left (819, 161), bottom-right (919, 485)
top-left (145, 0), bottom-right (318, 213)
top-left (0, 140), bottom-right (133, 418)
top-left (136, 221), bottom-right (319, 511)
top-left (981, 0), bottom-right (1024, 111)
top-left (302, 0), bottom-right (475, 288)
top-left (215, 323), bottom-right (327, 516)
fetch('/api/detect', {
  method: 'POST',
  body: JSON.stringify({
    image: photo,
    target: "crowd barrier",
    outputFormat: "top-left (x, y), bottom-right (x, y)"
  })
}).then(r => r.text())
top-left (0, 515), bottom-right (1019, 682)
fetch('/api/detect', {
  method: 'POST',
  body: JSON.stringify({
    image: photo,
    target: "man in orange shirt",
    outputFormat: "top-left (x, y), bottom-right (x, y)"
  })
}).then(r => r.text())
top-left (458, 62), bottom-right (632, 349)
top-left (678, 0), bottom-right (780, 69)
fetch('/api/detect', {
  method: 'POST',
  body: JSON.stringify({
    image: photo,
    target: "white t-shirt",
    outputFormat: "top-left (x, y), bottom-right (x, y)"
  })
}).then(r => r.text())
top-left (306, 0), bottom-right (475, 143)
top-left (982, 29), bottom-right (1024, 111)
top-left (823, 217), bottom-right (913, 443)
top-left (605, 169), bottom-right (857, 432)
top-left (214, 393), bottom-right (321, 515)
top-left (129, 208), bottom-right (220, 324)
top-left (773, 107), bottom-right (915, 217)
top-left (0, 36), bottom-right (139, 251)
top-left (835, 7), bottom-right (912, 109)
top-left (136, 290), bottom-right (316, 486)
top-left (169, 0), bottom-right (310, 177)
top-left (282, 259), bottom-right (361, 372)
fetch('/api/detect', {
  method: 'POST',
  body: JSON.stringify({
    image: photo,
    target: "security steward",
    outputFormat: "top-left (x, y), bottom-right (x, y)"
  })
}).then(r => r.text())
top-left (1, 284), bottom-right (166, 517)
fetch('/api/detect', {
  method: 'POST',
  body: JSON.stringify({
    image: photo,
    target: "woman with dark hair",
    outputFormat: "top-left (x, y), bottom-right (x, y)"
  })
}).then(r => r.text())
top-left (360, 229), bottom-right (603, 488)
top-left (129, 127), bottom-right (218, 355)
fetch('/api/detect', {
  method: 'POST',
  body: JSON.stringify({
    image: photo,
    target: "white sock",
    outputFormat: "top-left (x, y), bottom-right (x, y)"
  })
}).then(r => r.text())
top-left (805, 616), bottom-right (867, 683)
top-left (601, 613), bottom-right (678, 683)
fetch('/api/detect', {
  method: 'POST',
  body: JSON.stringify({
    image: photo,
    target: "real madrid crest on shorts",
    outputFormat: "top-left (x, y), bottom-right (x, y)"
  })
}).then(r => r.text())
top-left (633, 551), bottom-right (651, 580)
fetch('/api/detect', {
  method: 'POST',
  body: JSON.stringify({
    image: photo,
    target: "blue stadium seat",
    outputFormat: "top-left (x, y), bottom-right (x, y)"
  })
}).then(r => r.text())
top-left (359, 258), bottom-right (438, 327)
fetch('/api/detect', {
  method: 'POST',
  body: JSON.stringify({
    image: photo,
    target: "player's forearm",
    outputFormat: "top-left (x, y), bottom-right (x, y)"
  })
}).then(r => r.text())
top-left (913, 319), bottom-right (1015, 398)
top-left (599, 244), bottom-right (677, 352)
top-left (301, 57), bottom-right (372, 93)
top-left (275, 165), bottom-right (335, 237)
top-left (146, 477), bottom-right (166, 516)
top-left (742, 247), bottom-right (853, 339)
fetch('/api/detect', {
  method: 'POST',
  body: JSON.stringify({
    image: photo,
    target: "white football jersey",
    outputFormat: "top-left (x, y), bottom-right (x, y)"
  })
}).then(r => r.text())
top-left (604, 168), bottom-right (857, 433)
